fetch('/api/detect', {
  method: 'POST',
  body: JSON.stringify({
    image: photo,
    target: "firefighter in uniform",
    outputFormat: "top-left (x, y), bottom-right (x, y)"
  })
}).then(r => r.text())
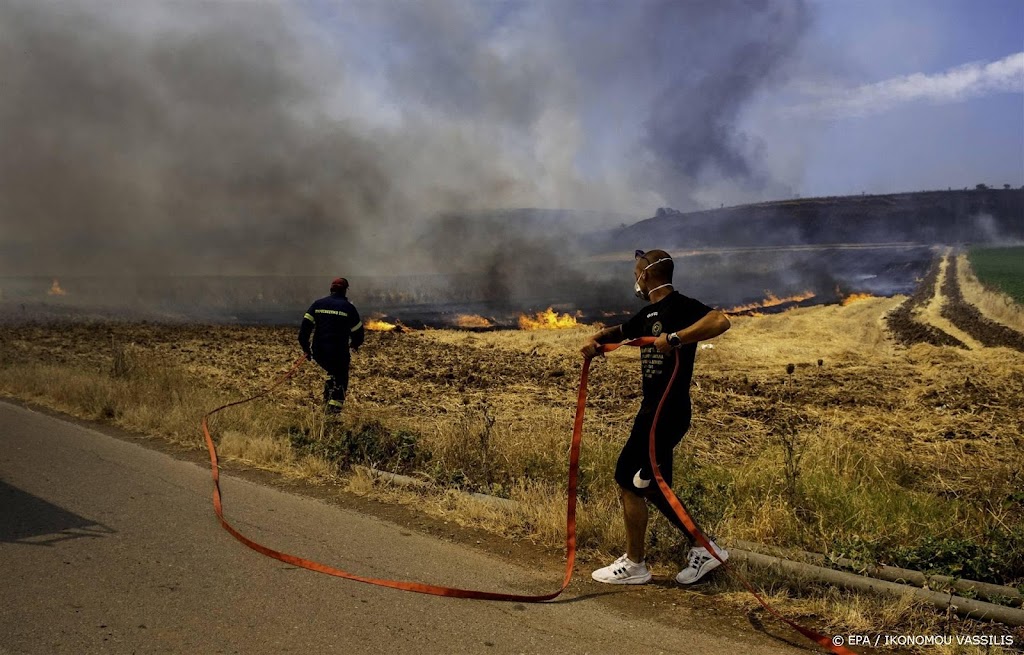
top-left (298, 277), bottom-right (364, 413)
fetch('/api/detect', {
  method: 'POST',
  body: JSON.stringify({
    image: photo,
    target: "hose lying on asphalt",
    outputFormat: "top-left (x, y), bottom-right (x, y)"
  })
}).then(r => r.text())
top-left (201, 339), bottom-right (854, 654)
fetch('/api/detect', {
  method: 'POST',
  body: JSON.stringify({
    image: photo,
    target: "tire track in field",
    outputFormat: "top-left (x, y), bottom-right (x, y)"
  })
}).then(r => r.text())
top-left (885, 254), bottom-right (966, 348)
top-left (918, 253), bottom-right (981, 349)
top-left (940, 255), bottom-right (1024, 353)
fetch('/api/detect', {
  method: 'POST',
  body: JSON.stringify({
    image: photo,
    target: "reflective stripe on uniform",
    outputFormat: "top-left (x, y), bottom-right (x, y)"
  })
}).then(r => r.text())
top-left (351, 321), bottom-right (362, 332)
top-left (327, 399), bottom-right (344, 407)
top-left (304, 312), bottom-right (315, 323)
top-left (315, 309), bottom-right (348, 316)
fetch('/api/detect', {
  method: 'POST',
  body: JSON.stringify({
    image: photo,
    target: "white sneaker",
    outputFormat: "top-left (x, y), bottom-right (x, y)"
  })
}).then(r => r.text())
top-left (591, 554), bottom-right (652, 585)
top-left (676, 542), bottom-right (729, 584)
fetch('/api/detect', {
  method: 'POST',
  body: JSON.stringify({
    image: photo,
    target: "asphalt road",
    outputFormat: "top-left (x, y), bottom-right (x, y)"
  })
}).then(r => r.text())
top-left (0, 400), bottom-right (805, 654)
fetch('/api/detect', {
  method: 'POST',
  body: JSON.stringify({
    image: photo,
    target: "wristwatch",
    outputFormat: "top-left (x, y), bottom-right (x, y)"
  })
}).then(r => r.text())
top-left (667, 332), bottom-right (681, 348)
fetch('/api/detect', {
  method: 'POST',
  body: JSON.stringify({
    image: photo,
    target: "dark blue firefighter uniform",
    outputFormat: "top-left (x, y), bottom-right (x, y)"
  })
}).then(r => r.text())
top-left (298, 293), bottom-right (364, 412)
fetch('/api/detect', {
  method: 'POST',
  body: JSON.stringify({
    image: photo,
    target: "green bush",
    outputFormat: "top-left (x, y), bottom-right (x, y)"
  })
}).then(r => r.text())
top-left (834, 529), bottom-right (1024, 587)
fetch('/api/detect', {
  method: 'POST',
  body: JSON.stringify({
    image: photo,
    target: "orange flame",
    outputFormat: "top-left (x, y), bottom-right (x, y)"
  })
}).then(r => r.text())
top-left (724, 290), bottom-right (814, 314)
top-left (48, 279), bottom-right (67, 296)
top-left (841, 292), bottom-right (875, 306)
top-left (455, 314), bottom-right (493, 329)
top-left (518, 307), bottom-right (580, 330)
top-left (365, 318), bottom-right (399, 332)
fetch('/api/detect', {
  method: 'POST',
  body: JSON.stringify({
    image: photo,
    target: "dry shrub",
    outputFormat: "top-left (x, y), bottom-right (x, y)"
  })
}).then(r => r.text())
top-left (217, 430), bottom-right (293, 467)
top-left (111, 341), bottom-right (143, 378)
top-left (0, 350), bottom-right (298, 455)
top-left (294, 454), bottom-right (337, 481)
top-left (0, 363), bottom-right (118, 418)
top-left (506, 478), bottom-right (623, 550)
top-left (422, 399), bottom-right (577, 492)
top-left (428, 489), bottom-right (514, 533)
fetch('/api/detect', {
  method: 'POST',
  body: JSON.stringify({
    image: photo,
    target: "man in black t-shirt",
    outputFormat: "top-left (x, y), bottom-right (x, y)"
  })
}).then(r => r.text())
top-left (298, 277), bottom-right (365, 414)
top-left (581, 249), bottom-right (731, 586)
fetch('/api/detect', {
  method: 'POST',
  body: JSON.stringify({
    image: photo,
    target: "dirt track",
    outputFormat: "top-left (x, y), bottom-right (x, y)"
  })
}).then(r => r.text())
top-left (941, 256), bottom-right (1024, 352)
top-left (884, 255), bottom-right (965, 348)
top-left (883, 250), bottom-right (1024, 353)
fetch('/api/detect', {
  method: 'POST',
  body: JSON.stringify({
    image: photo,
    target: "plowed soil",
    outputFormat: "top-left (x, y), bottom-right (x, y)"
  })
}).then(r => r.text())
top-left (942, 256), bottom-right (1024, 352)
top-left (885, 255), bottom-right (965, 348)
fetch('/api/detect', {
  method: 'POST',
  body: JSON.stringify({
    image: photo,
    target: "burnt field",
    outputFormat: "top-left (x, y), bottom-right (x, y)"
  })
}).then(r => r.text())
top-left (0, 243), bottom-right (934, 328)
top-left (2, 266), bottom-right (1023, 596)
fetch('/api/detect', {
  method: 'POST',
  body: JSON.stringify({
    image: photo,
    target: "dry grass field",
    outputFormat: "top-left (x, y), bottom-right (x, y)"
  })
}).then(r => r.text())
top-left (2, 272), bottom-right (1023, 649)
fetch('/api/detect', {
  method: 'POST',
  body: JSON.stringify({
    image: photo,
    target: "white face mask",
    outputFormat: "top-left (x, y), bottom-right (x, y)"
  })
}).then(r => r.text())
top-left (634, 257), bottom-right (672, 300)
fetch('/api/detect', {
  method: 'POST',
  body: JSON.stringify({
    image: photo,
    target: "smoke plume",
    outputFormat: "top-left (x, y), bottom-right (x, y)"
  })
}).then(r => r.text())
top-left (0, 0), bottom-right (810, 280)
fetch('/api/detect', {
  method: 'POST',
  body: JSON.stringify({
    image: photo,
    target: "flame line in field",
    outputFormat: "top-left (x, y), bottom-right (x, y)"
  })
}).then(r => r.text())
top-left (724, 290), bottom-right (815, 314)
top-left (366, 317), bottom-right (399, 331)
top-left (841, 292), bottom-right (876, 306)
top-left (518, 307), bottom-right (580, 330)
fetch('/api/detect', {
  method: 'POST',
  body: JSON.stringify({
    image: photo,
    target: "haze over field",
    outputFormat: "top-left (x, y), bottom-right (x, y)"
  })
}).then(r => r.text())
top-left (1, 0), bottom-right (1021, 286)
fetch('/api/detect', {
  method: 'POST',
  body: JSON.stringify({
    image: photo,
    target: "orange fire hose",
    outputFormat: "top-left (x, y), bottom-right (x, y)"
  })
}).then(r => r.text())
top-left (201, 339), bottom-right (855, 653)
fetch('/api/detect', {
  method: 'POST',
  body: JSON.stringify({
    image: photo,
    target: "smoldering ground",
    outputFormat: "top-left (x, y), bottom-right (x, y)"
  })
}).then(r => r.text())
top-left (0, 0), bottom-right (812, 312)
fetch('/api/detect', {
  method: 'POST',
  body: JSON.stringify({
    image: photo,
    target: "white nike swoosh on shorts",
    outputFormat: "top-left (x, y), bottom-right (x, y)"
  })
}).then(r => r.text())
top-left (633, 469), bottom-right (651, 489)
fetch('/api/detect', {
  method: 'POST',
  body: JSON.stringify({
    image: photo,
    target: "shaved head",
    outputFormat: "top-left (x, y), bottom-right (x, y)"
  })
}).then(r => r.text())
top-left (635, 249), bottom-right (674, 284)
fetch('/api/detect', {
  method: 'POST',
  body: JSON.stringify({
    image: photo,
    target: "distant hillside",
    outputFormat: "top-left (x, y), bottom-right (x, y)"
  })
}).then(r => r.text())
top-left (592, 189), bottom-right (1024, 252)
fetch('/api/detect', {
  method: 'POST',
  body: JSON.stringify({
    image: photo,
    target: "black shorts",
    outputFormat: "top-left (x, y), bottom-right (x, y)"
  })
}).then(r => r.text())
top-left (614, 404), bottom-right (691, 495)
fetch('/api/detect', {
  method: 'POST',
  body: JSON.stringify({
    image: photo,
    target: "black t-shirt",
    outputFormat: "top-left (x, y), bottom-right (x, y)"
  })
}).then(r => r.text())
top-left (621, 291), bottom-right (714, 411)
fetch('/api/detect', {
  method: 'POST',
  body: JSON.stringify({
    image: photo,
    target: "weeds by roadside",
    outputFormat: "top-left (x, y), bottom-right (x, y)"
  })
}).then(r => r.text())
top-left (1, 310), bottom-right (1022, 652)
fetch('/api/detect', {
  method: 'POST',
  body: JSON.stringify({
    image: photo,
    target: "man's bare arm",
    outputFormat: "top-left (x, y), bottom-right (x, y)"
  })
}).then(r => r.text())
top-left (675, 310), bottom-right (730, 343)
top-left (593, 324), bottom-right (625, 344)
top-left (581, 324), bottom-right (624, 358)
top-left (653, 310), bottom-right (731, 353)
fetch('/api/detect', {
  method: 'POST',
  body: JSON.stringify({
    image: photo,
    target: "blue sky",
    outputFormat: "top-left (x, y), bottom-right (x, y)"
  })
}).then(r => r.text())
top-left (788, 0), bottom-right (1024, 197)
top-left (811, 0), bottom-right (1021, 75)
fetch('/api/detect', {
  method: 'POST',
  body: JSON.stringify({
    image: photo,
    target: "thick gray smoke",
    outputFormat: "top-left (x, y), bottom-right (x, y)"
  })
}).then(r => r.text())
top-left (0, 0), bottom-right (810, 281)
top-left (638, 3), bottom-right (810, 202)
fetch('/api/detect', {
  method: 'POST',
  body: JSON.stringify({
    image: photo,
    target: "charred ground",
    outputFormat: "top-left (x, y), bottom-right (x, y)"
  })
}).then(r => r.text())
top-left (7, 189), bottom-right (1020, 325)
